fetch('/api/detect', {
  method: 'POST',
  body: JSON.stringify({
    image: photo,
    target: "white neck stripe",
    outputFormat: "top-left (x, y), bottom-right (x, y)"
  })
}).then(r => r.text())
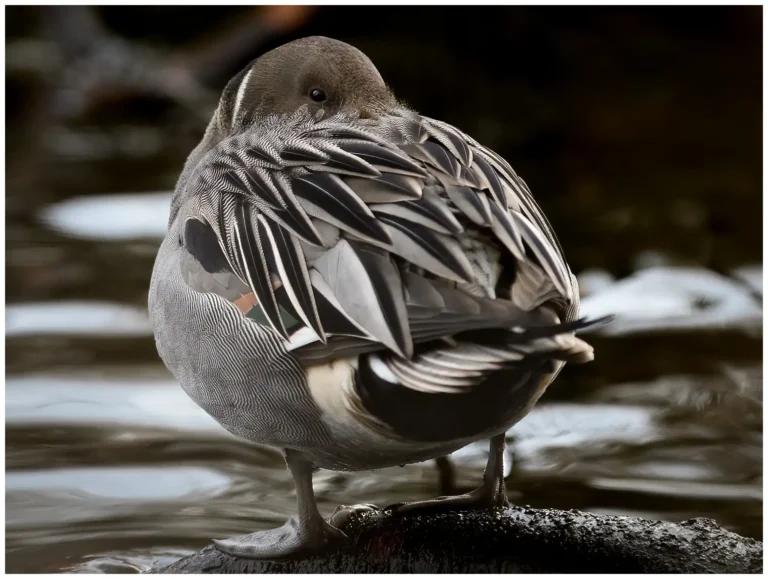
top-left (231, 66), bottom-right (256, 128)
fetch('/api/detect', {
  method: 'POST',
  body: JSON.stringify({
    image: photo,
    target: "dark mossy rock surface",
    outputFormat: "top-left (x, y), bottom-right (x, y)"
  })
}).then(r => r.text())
top-left (150, 507), bottom-right (762, 574)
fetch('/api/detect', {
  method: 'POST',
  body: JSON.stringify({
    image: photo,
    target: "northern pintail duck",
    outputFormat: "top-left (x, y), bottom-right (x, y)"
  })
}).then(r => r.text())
top-left (149, 36), bottom-right (608, 558)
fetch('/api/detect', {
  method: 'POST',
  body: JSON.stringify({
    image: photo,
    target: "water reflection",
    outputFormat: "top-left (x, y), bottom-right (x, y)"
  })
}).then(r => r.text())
top-left (580, 266), bottom-right (762, 336)
top-left (7, 301), bottom-right (152, 337)
top-left (40, 192), bottom-right (171, 241)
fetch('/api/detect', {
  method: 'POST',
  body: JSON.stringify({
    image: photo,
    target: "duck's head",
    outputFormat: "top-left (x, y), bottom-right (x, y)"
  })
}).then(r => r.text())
top-left (170, 37), bottom-right (398, 224)
top-left (218, 36), bottom-right (397, 129)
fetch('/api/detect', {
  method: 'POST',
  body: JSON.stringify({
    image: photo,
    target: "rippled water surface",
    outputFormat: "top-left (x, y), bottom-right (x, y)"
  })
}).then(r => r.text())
top-left (6, 7), bottom-right (762, 573)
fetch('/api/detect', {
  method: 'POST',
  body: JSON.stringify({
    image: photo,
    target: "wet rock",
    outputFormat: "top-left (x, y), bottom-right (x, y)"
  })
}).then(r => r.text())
top-left (149, 506), bottom-right (762, 574)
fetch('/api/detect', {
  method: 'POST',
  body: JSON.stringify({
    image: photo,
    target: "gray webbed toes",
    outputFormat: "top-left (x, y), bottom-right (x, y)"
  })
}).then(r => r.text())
top-left (213, 516), bottom-right (347, 559)
top-left (389, 484), bottom-right (509, 514)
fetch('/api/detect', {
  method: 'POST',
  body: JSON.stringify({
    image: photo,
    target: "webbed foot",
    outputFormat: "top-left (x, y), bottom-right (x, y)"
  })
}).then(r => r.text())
top-left (389, 480), bottom-right (508, 513)
top-left (213, 515), bottom-right (347, 559)
top-left (390, 434), bottom-right (510, 514)
top-left (214, 449), bottom-right (356, 560)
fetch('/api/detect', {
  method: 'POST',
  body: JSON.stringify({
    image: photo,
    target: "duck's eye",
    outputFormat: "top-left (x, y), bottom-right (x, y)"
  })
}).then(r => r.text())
top-left (309, 88), bottom-right (327, 102)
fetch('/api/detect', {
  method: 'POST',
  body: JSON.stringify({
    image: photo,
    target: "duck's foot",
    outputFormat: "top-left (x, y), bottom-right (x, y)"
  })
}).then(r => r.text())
top-left (388, 480), bottom-right (509, 513)
top-left (213, 515), bottom-right (347, 559)
top-left (214, 449), bottom-right (364, 559)
top-left (434, 455), bottom-right (458, 495)
top-left (390, 434), bottom-right (509, 514)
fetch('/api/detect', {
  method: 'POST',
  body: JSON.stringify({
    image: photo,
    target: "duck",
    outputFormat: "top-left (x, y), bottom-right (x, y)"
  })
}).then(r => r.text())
top-left (148, 36), bottom-right (609, 559)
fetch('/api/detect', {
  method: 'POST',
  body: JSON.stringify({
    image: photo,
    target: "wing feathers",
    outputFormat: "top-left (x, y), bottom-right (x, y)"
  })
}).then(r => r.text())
top-left (292, 173), bottom-right (391, 244)
top-left (423, 118), bottom-right (473, 167)
top-left (344, 174), bottom-right (422, 203)
top-left (445, 185), bottom-right (492, 227)
top-left (256, 214), bottom-right (326, 342)
top-left (489, 201), bottom-right (526, 261)
top-left (370, 188), bottom-right (463, 236)
top-left (234, 201), bottom-right (287, 338)
top-left (313, 141), bottom-right (382, 177)
top-left (181, 107), bottom-right (577, 357)
top-left (510, 211), bottom-right (572, 299)
top-left (471, 152), bottom-right (508, 208)
top-left (335, 140), bottom-right (428, 177)
top-left (379, 214), bottom-right (475, 284)
top-left (311, 240), bottom-right (411, 357)
top-left (348, 242), bottom-right (412, 358)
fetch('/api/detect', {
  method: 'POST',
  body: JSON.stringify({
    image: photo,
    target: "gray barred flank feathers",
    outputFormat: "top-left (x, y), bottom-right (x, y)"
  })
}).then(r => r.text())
top-left (150, 227), bottom-right (335, 449)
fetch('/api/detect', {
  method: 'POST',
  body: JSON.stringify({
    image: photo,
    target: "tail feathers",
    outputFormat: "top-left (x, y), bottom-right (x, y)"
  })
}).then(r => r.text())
top-left (362, 315), bottom-right (609, 395)
top-left (506, 314), bottom-right (614, 340)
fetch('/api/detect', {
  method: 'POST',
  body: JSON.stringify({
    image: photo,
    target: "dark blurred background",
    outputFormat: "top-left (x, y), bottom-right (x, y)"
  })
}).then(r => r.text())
top-left (6, 6), bottom-right (762, 574)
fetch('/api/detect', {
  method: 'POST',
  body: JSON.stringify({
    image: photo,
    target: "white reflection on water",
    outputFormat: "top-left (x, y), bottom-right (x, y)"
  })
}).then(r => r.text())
top-left (731, 264), bottom-right (762, 296)
top-left (6, 301), bottom-right (152, 337)
top-left (511, 403), bottom-right (659, 458)
top-left (444, 403), bottom-right (659, 479)
top-left (588, 477), bottom-right (762, 500)
top-left (579, 265), bottom-right (762, 336)
top-left (39, 192), bottom-right (171, 240)
top-left (6, 372), bottom-right (227, 435)
top-left (6, 466), bottom-right (231, 502)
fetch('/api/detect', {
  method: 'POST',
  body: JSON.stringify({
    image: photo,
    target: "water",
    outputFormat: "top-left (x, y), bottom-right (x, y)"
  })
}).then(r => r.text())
top-left (6, 9), bottom-right (762, 570)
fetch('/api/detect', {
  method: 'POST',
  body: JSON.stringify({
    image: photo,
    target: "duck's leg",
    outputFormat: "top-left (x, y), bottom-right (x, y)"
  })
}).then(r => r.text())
top-left (213, 449), bottom-right (348, 559)
top-left (390, 433), bottom-right (509, 513)
top-left (434, 455), bottom-right (458, 495)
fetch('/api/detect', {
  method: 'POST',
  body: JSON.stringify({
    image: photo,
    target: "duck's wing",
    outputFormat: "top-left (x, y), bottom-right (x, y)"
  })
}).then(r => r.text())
top-left (176, 107), bottom-right (579, 361)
